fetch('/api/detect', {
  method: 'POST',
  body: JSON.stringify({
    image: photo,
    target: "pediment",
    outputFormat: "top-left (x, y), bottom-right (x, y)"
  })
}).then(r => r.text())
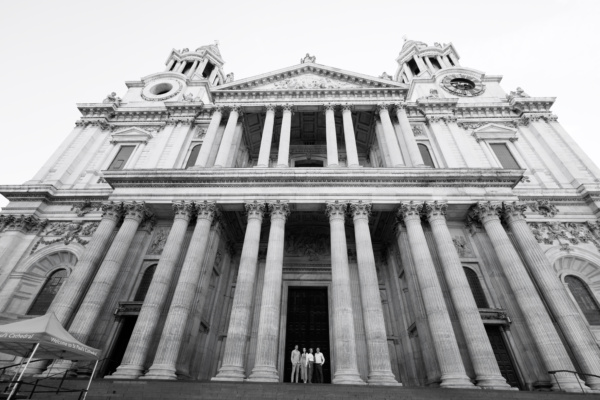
top-left (215, 63), bottom-right (408, 92)
top-left (472, 123), bottom-right (518, 141)
top-left (110, 127), bottom-right (153, 144)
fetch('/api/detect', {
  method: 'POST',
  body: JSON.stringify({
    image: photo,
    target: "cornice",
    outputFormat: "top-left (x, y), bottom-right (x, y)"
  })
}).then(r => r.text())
top-left (0, 185), bottom-right (111, 203)
top-left (212, 88), bottom-right (405, 103)
top-left (509, 97), bottom-right (556, 113)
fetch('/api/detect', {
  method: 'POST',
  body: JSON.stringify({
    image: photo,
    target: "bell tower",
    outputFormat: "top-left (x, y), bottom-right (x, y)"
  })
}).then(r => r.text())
top-left (163, 43), bottom-right (226, 86)
top-left (394, 39), bottom-right (461, 83)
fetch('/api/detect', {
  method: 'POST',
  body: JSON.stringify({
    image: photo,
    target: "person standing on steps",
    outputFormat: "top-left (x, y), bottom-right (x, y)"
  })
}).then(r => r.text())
top-left (307, 348), bottom-right (315, 383)
top-left (300, 347), bottom-right (308, 383)
top-left (291, 345), bottom-right (301, 383)
top-left (314, 347), bottom-right (325, 383)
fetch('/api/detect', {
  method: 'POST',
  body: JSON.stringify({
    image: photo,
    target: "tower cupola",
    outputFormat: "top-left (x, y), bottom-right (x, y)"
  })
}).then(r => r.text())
top-left (394, 39), bottom-right (461, 84)
top-left (163, 43), bottom-right (226, 86)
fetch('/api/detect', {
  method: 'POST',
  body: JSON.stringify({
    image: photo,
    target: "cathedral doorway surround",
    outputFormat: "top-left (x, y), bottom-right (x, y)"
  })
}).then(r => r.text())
top-left (278, 280), bottom-right (333, 383)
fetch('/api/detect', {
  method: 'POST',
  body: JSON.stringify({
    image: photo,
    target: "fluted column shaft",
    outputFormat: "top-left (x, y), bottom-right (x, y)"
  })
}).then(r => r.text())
top-left (377, 105), bottom-right (404, 167)
top-left (195, 107), bottom-right (223, 167)
top-left (326, 202), bottom-right (364, 385)
top-left (504, 202), bottom-right (600, 390)
top-left (213, 106), bottom-right (240, 167)
top-left (248, 202), bottom-right (290, 382)
top-left (325, 105), bottom-right (339, 167)
top-left (144, 202), bottom-right (217, 380)
top-left (48, 202), bottom-right (123, 325)
top-left (256, 105), bottom-right (276, 167)
top-left (277, 105), bottom-right (292, 167)
top-left (350, 202), bottom-right (398, 385)
top-left (112, 201), bottom-right (194, 379)
top-left (69, 202), bottom-right (148, 344)
top-left (473, 202), bottom-right (583, 392)
top-left (425, 202), bottom-right (510, 390)
top-left (399, 202), bottom-right (475, 389)
top-left (395, 104), bottom-right (424, 167)
top-left (341, 106), bottom-right (360, 168)
top-left (213, 202), bottom-right (265, 381)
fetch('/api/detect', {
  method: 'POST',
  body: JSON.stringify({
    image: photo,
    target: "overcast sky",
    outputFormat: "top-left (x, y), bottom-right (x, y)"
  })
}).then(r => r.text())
top-left (0, 0), bottom-right (598, 209)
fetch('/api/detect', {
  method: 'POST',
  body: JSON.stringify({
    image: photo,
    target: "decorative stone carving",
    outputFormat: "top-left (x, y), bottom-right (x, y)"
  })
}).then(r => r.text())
top-left (411, 125), bottom-right (424, 136)
top-left (72, 200), bottom-right (103, 217)
top-left (80, 222), bottom-right (99, 236)
top-left (272, 75), bottom-right (355, 90)
top-left (103, 92), bottom-right (122, 106)
top-left (452, 236), bottom-right (474, 257)
top-left (182, 92), bottom-right (203, 103)
top-left (30, 220), bottom-right (99, 254)
top-left (225, 73), bottom-right (235, 83)
top-left (285, 227), bottom-right (329, 261)
top-left (528, 221), bottom-right (600, 252)
top-left (349, 201), bottom-right (372, 219)
top-left (379, 72), bottom-right (392, 80)
top-left (419, 89), bottom-right (439, 100)
top-left (508, 87), bottom-right (530, 100)
top-left (426, 114), bottom-right (457, 123)
top-left (301, 53), bottom-right (316, 63)
top-left (528, 200), bottom-right (559, 217)
top-left (194, 128), bottom-right (206, 138)
top-left (3, 215), bottom-right (44, 233)
top-left (148, 227), bottom-right (169, 255)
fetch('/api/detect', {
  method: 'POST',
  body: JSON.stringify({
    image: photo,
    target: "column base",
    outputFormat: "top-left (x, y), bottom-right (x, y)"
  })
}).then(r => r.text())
top-left (247, 366), bottom-right (279, 382)
top-left (551, 372), bottom-right (592, 393)
top-left (585, 375), bottom-right (600, 391)
top-left (439, 373), bottom-right (479, 389)
top-left (109, 364), bottom-right (144, 379)
top-left (212, 365), bottom-right (246, 382)
top-left (327, 164), bottom-right (340, 168)
top-left (141, 364), bottom-right (177, 380)
top-left (332, 371), bottom-right (366, 385)
top-left (475, 374), bottom-right (517, 390)
top-left (346, 165), bottom-right (363, 168)
top-left (276, 164), bottom-right (289, 168)
top-left (367, 372), bottom-right (401, 386)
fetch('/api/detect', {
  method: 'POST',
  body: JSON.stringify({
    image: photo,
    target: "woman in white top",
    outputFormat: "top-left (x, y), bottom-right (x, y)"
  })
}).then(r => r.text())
top-left (300, 348), bottom-right (308, 383)
top-left (307, 348), bottom-right (315, 384)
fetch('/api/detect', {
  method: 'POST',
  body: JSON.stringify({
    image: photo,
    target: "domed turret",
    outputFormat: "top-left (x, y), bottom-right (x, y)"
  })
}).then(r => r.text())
top-left (163, 42), bottom-right (226, 86)
top-left (394, 39), bottom-right (460, 83)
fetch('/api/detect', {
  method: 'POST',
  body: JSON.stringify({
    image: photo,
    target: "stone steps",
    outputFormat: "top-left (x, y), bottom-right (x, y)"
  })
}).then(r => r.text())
top-left (1, 379), bottom-right (599, 400)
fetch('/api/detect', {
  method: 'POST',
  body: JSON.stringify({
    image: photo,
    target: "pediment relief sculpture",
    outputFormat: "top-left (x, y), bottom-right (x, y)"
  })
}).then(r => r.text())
top-left (262, 74), bottom-right (365, 90)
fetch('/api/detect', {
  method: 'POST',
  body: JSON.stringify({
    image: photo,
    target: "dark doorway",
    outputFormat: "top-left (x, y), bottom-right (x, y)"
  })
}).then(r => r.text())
top-left (102, 316), bottom-right (138, 377)
top-left (485, 325), bottom-right (520, 388)
top-left (295, 160), bottom-right (324, 168)
top-left (284, 287), bottom-right (331, 383)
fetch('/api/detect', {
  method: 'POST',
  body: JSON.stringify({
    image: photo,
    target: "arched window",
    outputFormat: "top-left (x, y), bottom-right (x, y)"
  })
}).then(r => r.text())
top-left (134, 264), bottom-right (157, 302)
top-left (463, 267), bottom-right (489, 308)
top-left (27, 269), bottom-right (68, 315)
top-left (565, 275), bottom-right (600, 325)
top-left (185, 145), bottom-right (201, 168)
top-left (418, 144), bottom-right (435, 168)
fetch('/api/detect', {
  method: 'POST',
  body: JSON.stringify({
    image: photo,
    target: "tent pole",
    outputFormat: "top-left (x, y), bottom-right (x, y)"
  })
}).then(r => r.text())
top-left (82, 360), bottom-right (98, 400)
top-left (7, 342), bottom-right (39, 400)
top-left (9, 356), bottom-right (25, 385)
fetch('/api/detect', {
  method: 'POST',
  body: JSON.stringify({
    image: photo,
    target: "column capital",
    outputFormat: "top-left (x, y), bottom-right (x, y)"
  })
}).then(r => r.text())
top-left (227, 105), bottom-right (242, 115)
top-left (211, 105), bottom-right (224, 115)
top-left (245, 201), bottom-right (266, 221)
top-left (349, 201), bottom-right (372, 221)
top-left (123, 201), bottom-right (150, 223)
top-left (502, 201), bottom-right (528, 223)
top-left (424, 200), bottom-right (448, 221)
top-left (172, 201), bottom-right (195, 221)
top-left (281, 103), bottom-right (294, 113)
top-left (394, 102), bottom-right (408, 111)
top-left (468, 201), bottom-right (502, 224)
top-left (268, 200), bottom-right (290, 221)
top-left (397, 201), bottom-right (423, 222)
top-left (324, 103), bottom-right (336, 112)
top-left (376, 103), bottom-right (391, 114)
top-left (341, 104), bottom-right (353, 113)
top-left (101, 201), bottom-right (124, 222)
top-left (325, 201), bottom-right (347, 221)
top-left (195, 201), bottom-right (218, 221)
top-left (265, 104), bottom-right (276, 112)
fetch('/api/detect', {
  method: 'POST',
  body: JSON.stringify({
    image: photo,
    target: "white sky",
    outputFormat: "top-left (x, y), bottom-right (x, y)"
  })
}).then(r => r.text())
top-left (0, 0), bottom-right (598, 209)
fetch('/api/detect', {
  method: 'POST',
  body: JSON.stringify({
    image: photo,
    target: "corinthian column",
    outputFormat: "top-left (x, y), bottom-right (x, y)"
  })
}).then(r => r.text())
top-left (277, 105), bottom-right (292, 167)
top-left (112, 201), bottom-right (194, 379)
top-left (503, 202), bottom-right (600, 390)
top-left (48, 201), bottom-right (123, 325)
top-left (425, 201), bottom-right (511, 390)
top-left (144, 201), bottom-right (218, 380)
top-left (69, 201), bottom-right (150, 344)
top-left (213, 106), bottom-right (241, 168)
top-left (325, 201), bottom-right (364, 385)
top-left (195, 106), bottom-right (223, 167)
top-left (248, 201), bottom-right (290, 382)
top-left (256, 105), bottom-right (276, 167)
top-left (471, 202), bottom-right (584, 392)
top-left (394, 103), bottom-right (424, 167)
top-left (213, 201), bottom-right (265, 381)
top-left (349, 201), bottom-right (398, 385)
top-left (325, 104), bottom-right (339, 167)
top-left (398, 201), bottom-right (475, 389)
top-left (376, 104), bottom-right (404, 167)
top-left (341, 105), bottom-right (360, 168)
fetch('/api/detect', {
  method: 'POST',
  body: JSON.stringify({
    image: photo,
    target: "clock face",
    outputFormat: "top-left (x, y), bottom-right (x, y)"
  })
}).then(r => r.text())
top-left (441, 74), bottom-right (485, 97)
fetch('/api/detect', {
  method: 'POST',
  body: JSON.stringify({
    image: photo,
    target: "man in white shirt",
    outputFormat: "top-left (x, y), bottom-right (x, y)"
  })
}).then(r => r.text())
top-left (314, 347), bottom-right (325, 383)
top-left (307, 348), bottom-right (315, 383)
top-left (290, 345), bottom-right (301, 383)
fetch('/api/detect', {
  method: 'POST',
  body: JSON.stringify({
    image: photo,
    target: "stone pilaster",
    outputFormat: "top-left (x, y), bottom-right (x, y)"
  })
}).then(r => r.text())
top-left (341, 105), bottom-right (360, 168)
top-left (213, 106), bottom-right (241, 168)
top-left (277, 105), bottom-right (292, 167)
top-left (195, 106), bottom-right (223, 167)
top-left (144, 201), bottom-right (218, 380)
top-left (503, 202), bottom-right (600, 390)
top-left (398, 201), bottom-right (475, 389)
top-left (325, 201), bottom-right (364, 385)
top-left (213, 201), bottom-right (265, 381)
top-left (349, 201), bottom-right (399, 386)
top-left (425, 201), bottom-right (511, 390)
top-left (248, 201), bottom-right (290, 382)
top-left (471, 201), bottom-right (584, 392)
top-left (256, 105), bottom-right (276, 167)
top-left (376, 104), bottom-right (404, 167)
top-left (394, 103), bottom-right (424, 167)
top-left (325, 104), bottom-right (339, 167)
top-left (111, 201), bottom-right (195, 379)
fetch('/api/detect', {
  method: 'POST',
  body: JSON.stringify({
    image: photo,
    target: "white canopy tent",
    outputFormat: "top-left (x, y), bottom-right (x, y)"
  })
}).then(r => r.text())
top-left (0, 313), bottom-right (100, 400)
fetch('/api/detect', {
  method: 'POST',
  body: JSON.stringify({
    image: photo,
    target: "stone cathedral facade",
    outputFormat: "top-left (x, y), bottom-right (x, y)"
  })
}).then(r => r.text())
top-left (0, 39), bottom-right (600, 393)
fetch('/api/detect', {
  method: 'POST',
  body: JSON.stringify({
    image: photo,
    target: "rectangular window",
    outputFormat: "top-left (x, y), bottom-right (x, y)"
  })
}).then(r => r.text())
top-left (430, 57), bottom-right (442, 70)
top-left (108, 145), bottom-right (135, 170)
top-left (490, 143), bottom-right (520, 169)
top-left (407, 59), bottom-right (420, 76)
